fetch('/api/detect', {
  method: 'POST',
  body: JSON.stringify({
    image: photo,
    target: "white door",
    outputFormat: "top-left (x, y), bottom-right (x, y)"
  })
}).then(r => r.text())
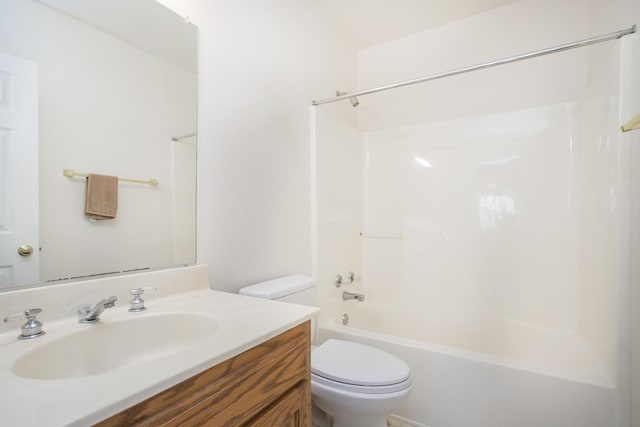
top-left (0, 51), bottom-right (39, 287)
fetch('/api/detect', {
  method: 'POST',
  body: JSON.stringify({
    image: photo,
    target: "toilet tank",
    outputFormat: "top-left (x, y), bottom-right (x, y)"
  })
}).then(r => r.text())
top-left (238, 275), bottom-right (317, 306)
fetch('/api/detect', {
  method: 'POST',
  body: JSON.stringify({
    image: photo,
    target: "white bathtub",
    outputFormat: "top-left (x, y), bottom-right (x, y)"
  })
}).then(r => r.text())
top-left (319, 304), bottom-right (616, 427)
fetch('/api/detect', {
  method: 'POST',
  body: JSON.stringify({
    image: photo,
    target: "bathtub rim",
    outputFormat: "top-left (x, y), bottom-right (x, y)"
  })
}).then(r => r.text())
top-left (319, 319), bottom-right (613, 389)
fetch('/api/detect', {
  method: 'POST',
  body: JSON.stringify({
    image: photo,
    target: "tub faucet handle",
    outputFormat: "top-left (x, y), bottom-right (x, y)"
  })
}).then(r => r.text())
top-left (335, 271), bottom-right (357, 288)
top-left (3, 308), bottom-right (46, 340)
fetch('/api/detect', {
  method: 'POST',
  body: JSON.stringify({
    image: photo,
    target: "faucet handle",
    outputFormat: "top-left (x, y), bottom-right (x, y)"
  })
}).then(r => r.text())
top-left (4, 308), bottom-right (42, 321)
top-left (3, 308), bottom-right (46, 340)
top-left (129, 287), bottom-right (156, 312)
top-left (335, 271), bottom-right (357, 288)
top-left (130, 287), bottom-right (156, 296)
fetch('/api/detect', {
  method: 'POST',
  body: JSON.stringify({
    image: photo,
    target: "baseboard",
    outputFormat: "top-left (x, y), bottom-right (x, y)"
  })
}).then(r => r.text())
top-left (388, 413), bottom-right (430, 427)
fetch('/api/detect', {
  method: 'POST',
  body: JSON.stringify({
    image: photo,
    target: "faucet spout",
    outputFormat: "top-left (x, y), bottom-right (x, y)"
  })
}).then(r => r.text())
top-left (342, 291), bottom-right (365, 302)
top-left (78, 296), bottom-right (118, 323)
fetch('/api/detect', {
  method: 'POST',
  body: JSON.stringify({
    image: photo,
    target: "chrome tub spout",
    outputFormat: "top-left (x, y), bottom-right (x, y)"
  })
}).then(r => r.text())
top-left (342, 291), bottom-right (365, 302)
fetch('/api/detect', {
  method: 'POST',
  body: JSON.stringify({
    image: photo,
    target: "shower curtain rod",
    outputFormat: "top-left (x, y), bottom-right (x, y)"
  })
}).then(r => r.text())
top-left (311, 25), bottom-right (636, 106)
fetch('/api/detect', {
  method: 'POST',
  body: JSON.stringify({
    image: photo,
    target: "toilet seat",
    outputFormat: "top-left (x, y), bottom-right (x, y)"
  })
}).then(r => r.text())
top-left (311, 372), bottom-right (411, 394)
top-left (311, 339), bottom-right (411, 394)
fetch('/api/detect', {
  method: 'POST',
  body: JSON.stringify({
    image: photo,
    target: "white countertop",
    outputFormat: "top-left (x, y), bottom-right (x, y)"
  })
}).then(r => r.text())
top-left (0, 289), bottom-right (318, 426)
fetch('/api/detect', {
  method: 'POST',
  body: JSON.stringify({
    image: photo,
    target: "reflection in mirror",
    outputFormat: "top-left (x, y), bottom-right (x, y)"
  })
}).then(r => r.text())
top-left (0, 0), bottom-right (197, 290)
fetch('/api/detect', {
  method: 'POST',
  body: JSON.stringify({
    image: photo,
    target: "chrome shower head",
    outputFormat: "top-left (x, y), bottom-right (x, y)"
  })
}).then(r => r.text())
top-left (337, 91), bottom-right (360, 108)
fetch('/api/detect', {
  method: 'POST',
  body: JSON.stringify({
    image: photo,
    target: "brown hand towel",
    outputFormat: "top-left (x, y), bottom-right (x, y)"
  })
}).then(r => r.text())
top-left (85, 173), bottom-right (118, 220)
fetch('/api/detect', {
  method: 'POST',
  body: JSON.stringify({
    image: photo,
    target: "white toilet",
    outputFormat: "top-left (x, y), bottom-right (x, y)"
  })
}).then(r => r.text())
top-left (239, 275), bottom-right (412, 427)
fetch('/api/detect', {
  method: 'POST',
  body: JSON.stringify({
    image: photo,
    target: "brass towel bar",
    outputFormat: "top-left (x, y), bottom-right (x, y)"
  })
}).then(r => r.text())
top-left (621, 113), bottom-right (640, 132)
top-left (63, 169), bottom-right (159, 186)
top-left (171, 132), bottom-right (196, 142)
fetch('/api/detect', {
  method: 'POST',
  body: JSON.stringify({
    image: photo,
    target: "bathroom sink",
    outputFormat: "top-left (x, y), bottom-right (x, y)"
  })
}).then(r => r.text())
top-left (12, 313), bottom-right (217, 380)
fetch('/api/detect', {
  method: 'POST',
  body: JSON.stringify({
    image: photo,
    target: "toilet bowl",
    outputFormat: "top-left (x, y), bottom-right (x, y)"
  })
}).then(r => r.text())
top-left (311, 339), bottom-right (411, 427)
top-left (239, 275), bottom-right (412, 427)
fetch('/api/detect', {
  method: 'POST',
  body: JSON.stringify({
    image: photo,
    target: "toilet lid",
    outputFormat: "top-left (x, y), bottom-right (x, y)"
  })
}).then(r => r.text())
top-left (311, 339), bottom-right (410, 387)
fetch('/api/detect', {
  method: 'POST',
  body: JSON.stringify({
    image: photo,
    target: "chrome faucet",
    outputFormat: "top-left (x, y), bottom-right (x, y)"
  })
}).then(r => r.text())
top-left (342, 291), bottom-right (365, 302)
top-left (78, 296), bottom-right (118, 323)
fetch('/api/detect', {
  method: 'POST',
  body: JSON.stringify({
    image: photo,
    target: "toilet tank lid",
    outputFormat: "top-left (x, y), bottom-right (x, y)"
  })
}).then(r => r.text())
top-left (239, 275), bottom-right (316, 299)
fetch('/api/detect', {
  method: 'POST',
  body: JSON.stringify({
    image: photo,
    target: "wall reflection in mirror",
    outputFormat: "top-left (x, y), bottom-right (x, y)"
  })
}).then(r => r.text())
top-left (0, 0), bottom-right (197, 290)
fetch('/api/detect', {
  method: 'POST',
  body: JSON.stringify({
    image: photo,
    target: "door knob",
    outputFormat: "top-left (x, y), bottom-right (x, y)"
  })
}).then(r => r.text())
top-left (17, 245), bottom-right (33, 257)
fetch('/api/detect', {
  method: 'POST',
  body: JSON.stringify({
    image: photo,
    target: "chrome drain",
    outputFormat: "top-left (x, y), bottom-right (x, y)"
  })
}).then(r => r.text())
top-left (342, 313), bottom-right (349, 325)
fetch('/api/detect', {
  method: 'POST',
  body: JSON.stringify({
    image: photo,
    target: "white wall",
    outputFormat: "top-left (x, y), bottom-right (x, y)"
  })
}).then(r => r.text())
top-left (314, 106), bottom-right (362, 324)
top-left (356, 0), bottom-right (588, 130)
top-left (156, 0), bottom-right (357, 293)
top-left (586, 1), bottom-right (640, 425)
top-left (0, 0), bottom-right (197, 281)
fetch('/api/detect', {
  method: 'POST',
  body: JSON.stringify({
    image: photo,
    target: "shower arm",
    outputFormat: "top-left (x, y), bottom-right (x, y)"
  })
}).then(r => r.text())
top-left (311, 25), bottom-right (636, 106)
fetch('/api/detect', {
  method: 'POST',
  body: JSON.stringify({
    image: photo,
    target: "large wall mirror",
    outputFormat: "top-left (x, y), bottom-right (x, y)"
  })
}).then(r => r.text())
top-left (0, 0), bottom-right (197, 290)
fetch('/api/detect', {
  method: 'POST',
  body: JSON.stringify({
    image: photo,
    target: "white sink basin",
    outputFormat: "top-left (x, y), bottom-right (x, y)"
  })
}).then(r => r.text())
top-left (12, 313), bottom-right (218, 380)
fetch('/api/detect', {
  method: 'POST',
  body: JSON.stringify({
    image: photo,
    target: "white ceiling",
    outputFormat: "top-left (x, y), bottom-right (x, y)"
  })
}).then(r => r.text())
top-left (38, 0), bottom-right (197, 71)
top-left (319, 0), bottom-right (521, 50)
top-left (38, 0), bottom-right (521, 71)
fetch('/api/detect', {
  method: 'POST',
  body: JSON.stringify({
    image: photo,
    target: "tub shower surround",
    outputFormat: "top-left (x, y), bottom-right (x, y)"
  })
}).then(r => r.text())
top-left (317, 102), bottom-right (621, 426)
top-left (314, 12), bottom-right (634, 426)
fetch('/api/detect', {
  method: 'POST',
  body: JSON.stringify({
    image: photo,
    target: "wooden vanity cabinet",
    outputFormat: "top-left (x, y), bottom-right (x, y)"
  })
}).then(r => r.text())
top-left (96, 321), bottom-right (311, 426)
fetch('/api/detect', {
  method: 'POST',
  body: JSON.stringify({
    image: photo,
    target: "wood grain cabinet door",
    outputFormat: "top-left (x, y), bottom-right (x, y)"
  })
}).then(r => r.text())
top-left (247, 381), bottom-right (311, 427)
